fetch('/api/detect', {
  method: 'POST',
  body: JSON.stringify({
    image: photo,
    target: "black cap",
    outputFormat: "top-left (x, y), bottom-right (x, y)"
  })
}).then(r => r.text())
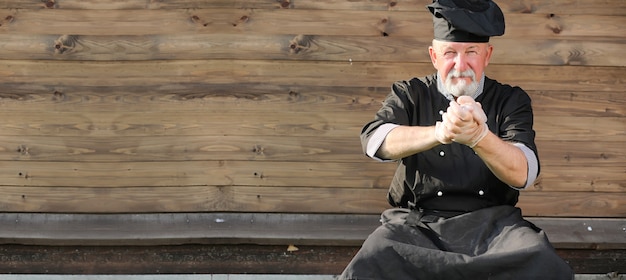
top-left (427, 0), bottom-right (505, 42)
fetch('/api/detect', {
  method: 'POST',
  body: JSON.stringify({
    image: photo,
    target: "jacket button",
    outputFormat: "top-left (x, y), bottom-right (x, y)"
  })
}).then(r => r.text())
top-left (437, 191), bottom-right (443, 197)
top-left (478, 190), bottom-right (485, 196)
top-left (439, 151), bottom-right (445, 157)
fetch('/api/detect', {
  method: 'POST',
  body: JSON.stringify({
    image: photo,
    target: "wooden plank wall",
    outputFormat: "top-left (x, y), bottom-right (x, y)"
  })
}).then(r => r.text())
top-left (0, 0), bottom-right (624, 217)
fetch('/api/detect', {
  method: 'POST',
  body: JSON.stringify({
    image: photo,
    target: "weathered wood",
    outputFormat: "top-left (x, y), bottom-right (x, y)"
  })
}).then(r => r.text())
top-left (0, 61), bottom-right (623, 92)
top-left (0, 9), bottom-right (623, 39)
top-left (0, 8), bottom-right (427, 36)
top-left (0, 244), bottom-right (623, 274)
top-left (0, 157), bottom-right (623, 190)
top-left (0, 212), bottom-right (380, 246)
top-left (0, 136), bottom-right (622, 169)
top-left (0, 186), bottom-right (391, 214)
top-left (530, 91), bottom-right (625, 117)
top-left (0, 161), bottom-right (394, 188)
top-left (0, 186), bottom-right (624, 216)
top-left (0, 0), bottom-right (624, 16)
top-left (0, 1), bottom-right (622, 275)
top-left (1, 213), bottom-right (624, 249)
top-left (535, 141), bottom-right (625, 167)
top-left (0, 212), bottom-right (625, 273)
top-left (0, 84), bottom-right (624, 117)
top-left (530, 166), bottom-right (626, 192)
top-left (0, 244), bottom-right (358, 275)
top-left (0, 83), bottom-right (387, 113)
top-left (518, 191), bottom-right (626, 218)
top-left (0, 108), bottom-right (622, 139)
top-left (0, 135), bottom-right (368, 162)
top-left (0, 34), bottom-right (623, 67)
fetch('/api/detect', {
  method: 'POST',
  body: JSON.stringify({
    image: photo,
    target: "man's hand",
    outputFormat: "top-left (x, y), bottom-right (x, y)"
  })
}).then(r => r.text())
top-left (434, 121), bottom-right (453, 144)
top-left (436, 96), bottom-right (489, 148)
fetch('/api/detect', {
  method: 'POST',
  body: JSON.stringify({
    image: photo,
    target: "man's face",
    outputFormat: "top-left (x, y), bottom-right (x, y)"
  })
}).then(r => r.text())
top-left (429, 40), bottom-right (493, 97)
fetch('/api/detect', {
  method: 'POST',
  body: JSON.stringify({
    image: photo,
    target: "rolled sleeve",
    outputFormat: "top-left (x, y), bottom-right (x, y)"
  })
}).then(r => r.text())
top-left (365, 123), bottom-right (399, 162)
top-left (512, 142), bottom-right (539, 190)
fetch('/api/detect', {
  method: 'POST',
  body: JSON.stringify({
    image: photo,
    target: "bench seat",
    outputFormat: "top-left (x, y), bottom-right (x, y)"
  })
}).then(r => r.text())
top-left (0, 213), bottom-right (624, 275)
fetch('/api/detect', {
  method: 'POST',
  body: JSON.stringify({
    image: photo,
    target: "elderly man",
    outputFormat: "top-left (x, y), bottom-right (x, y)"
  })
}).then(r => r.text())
top-left (339, 0), bottom-right (574, 279)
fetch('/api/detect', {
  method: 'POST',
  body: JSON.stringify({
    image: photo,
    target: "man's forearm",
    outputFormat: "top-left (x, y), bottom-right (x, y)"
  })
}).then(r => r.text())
top-left (472, 132), bottom-right (529, 188)
top-left (375, 125), bottom-right (441, 160)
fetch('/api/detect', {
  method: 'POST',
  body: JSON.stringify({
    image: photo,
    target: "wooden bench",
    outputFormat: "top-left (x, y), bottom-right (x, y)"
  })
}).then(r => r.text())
top-left (1, 212), bottom-right (624, 275)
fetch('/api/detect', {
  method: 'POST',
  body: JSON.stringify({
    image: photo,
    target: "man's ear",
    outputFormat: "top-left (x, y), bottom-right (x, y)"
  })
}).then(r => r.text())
top-left (428, 46), bottom-right (438, 69)
top-left (484, 44), bottom-right (494, 67)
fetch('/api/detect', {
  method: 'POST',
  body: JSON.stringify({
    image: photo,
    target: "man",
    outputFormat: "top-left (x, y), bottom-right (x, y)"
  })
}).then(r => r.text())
top-left (339, 0), bottom-right (574, 279)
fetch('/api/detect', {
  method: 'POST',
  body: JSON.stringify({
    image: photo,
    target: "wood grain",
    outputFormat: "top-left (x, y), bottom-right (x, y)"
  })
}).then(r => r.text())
top-left (0, 0), bottom-right (623, 221)
top-left (1, 0), bottom-right (624, 16)
top-left (1, 9), bottom-right (623, 38)
top-left (0, 34), bottom-right (623, 67)
top-left (0, 61), bottom-right (623, 91)
top-left (0, 185), bottom-right (624, 217)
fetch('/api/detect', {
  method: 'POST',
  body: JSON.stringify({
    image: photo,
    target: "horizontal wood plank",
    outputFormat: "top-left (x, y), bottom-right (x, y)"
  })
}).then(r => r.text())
top-left (518, 191), bottom-right (626, 217)
top-left (0, 186), bottom-right (624, 217)
top-left (0, 136), bottom-right (623, 168)
top-left (1, 0), bottom-right (624, 16)
top-left (1, 85), bottom-right (623, 118)
top-left (0, 61), bottom-right (623, 92)
top-left (0, 244), bottom-right (622, 275)
top-left (0, 186), bottom-right (391, 214)
top-left (535, 141), bottom-right (625, 167)
top-left (1, 213), bottom-right (624, 249)
top-left (0, 135), bottom-right (367, 162)
top-left (0, 34), bottom-right (623, 67)
top-left (1, 9), bottom-right (623, 39)
top-left (0, 110), bottom-right (622, 142)
top-left (0, 157), bottom-right (623, 195)
top-left (529, 167), bottom-right (626, 193)
top-left (0, 161), bottom-right (395, 188)
top-left (0, 156), bottom-right (624, 191)
top-left (530, 90), bottom-right (626, 117)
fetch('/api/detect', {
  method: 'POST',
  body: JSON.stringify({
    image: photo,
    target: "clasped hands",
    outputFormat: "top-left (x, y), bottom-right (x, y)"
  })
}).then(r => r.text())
top-left (434, 96), bottom-right (489, 148)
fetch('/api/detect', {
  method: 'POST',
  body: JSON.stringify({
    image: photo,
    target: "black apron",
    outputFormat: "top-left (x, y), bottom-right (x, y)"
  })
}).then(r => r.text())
top-left (340, 205), bottom-right (574, 280)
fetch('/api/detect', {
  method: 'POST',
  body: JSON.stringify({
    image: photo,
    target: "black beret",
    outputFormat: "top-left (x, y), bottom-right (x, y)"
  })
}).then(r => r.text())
top-left (427, 0), bottom-right (505, 42)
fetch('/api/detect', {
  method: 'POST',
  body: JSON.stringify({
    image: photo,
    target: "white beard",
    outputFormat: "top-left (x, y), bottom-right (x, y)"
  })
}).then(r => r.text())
top-left (445, 69), bottom-right (479, 97)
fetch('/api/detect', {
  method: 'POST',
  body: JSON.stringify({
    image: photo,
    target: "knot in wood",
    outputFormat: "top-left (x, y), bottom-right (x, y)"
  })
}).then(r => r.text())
top-left (16, 145), bottom-right (29, 156)
top-left (287, 90), bottom-right (301, 101)
top-left (377, 17), bottom-right (390, 37)
top-left (280, 0), bottom-right (291, 8)
top-left (1, 15), bottom-right (15, 26)
top-left (252, 145), bottom-right (265, 155)
top-left (54, 35), bottom-right (78, 55)
top-left (545, 14), bottom-right (562, 34)
top-left (52, 90), bottom-right (66, 101)
top-left (289, 35), bottom-right (313, 54)
top-left (44, 0), bottom-right (56, 8)
top-left (232, 15), bottom-right (250, 27)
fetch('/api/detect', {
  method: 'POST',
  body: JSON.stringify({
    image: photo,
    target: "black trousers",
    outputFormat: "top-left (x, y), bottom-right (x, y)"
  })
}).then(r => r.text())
top-left (340, 205), bottom-right (574, 280)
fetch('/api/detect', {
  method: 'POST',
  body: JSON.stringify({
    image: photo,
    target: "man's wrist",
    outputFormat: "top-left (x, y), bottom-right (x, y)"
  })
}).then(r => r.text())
top-left (469, 123), bottom-right (489, 148)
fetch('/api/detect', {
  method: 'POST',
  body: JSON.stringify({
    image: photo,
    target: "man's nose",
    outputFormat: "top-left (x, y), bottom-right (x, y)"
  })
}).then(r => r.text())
top-left (454, 54), bottom-right (468, 72)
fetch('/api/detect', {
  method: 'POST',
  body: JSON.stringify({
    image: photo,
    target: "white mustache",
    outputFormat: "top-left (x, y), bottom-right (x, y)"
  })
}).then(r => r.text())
top-left (447, 69), bottom-right (476, 81)
top-left (444, 69), bottom-right (479, 97)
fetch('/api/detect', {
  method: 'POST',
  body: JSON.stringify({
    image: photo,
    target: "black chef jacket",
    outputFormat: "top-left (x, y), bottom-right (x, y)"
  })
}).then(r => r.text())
top-left (360, 74), bottom-right (539, 211)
